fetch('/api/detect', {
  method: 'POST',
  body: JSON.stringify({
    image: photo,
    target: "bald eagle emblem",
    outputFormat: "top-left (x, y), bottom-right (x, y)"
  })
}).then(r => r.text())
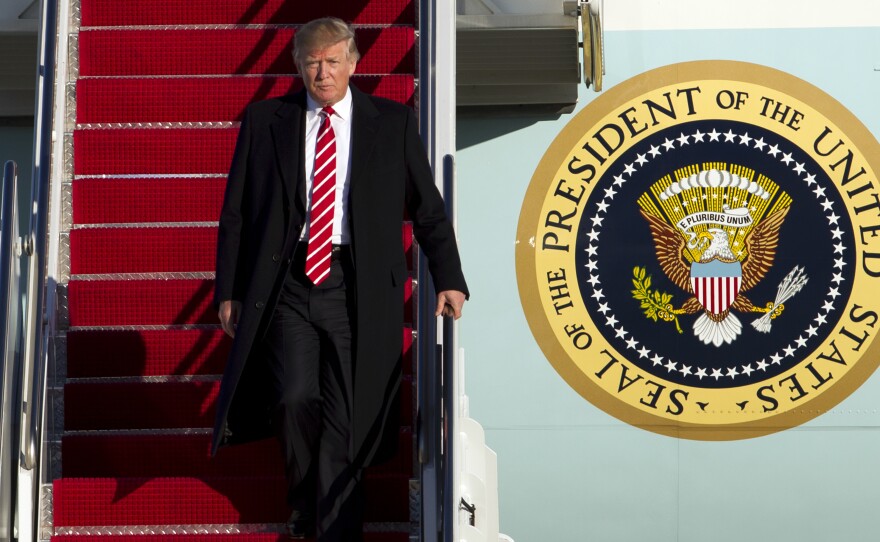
top-left (635, 168), bottom-right (808, 347)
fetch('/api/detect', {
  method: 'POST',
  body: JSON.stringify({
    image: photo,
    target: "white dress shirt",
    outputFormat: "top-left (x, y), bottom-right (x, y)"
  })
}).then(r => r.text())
top-left (301, 87), bottom-right (353, 245)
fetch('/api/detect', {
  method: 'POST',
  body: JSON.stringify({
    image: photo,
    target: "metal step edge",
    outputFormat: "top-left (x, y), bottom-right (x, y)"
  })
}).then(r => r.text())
top-left (70, 222), bottom-right (219, 229)
top-left (51, 523), bottom-right (412, 535)
top-left (67, 324), bottom-right (223, 331)
top-left (61, 425), bottom-right (414, 438)
top-left (65, 374), bottom-right (223, 384)
top-left (74, 73), bottom-right (410, 80)
top-left (79, 23), bottom-right (415, 32)
top-left (67, 271), bottom-right (216, 281)
top-left (40, 483), bottom-right (418, 537)
top-left (72, 173), bottom-right (227, 179)
top-left (76, 121), bottom-right (239, 130)
top-left (63, 427), bottom-right (214, 437)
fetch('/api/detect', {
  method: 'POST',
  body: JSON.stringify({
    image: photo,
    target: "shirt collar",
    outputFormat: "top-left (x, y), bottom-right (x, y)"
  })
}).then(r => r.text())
top-left (306, 85), bottom-right (353, 121)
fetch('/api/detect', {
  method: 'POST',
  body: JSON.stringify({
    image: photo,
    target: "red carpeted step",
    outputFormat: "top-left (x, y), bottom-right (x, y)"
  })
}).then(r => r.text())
top-left (79, 28), bottom-right (414, 77)
top-left (63, 434), bottom-right (282, 478)
top-left (81, 0), bottom-right (414, 26)
top-left (72, 179), bottom-right (412, 238)
top-left (62, 428), bottom-right (413, 478)
top-left (66, 327), bottom-right (412, 378)
top-left (67, 279), bottom-right (216, 327)
top-left (67, 278), bottom-right (411, 327)
top-left (72, 178), bottom-right (225, 225)
top-left (64, 377), bottom-right (414, 430)
top-left (65, 381), bottom-right (220, 430)
top-left (52, 534), bottom-right (409, 542)
top-left (70, 227), bottom-right (216, 275)
top-left (74, 128), bottom-right (237, 176)
top-left (53, 473), bottom-right (410, 526)
top-left (67, 328), bottom-right (229, 378)
top-left (77, 75), bottom-right (414, 124)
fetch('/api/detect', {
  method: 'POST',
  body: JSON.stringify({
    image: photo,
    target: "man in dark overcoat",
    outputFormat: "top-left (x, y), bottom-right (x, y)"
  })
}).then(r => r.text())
top-left (211, 16), bottom-right (468, 542)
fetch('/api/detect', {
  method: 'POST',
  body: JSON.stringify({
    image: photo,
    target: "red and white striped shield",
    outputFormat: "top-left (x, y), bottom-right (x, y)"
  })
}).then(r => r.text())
top-left (690, 260), bottom-right (743, 314)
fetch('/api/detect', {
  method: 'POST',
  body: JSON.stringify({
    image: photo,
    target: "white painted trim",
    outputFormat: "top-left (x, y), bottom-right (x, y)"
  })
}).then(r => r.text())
top-left (604, 0), bottom-right (880, 31)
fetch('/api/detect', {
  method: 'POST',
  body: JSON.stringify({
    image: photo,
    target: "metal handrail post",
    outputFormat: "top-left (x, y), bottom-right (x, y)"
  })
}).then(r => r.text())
top-left (436, 0), bottom-right (458, 538)
top-left (417, 0), bottom-right (442, 541)
top-left (418, 0), bottom-right (457, 540)
top-left (441, 158), bottom-right (457, 542)
top-left (1, 161), bottom-right (22, 542)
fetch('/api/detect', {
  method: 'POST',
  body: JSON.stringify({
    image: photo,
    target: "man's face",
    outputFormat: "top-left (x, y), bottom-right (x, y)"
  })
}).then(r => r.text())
top-left (299, 40), bottom-right (357, 106)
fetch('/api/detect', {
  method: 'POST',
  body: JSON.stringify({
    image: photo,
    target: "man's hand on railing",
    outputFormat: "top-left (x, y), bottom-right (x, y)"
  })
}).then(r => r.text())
top-left (435, 290), bottom-right (466, 320)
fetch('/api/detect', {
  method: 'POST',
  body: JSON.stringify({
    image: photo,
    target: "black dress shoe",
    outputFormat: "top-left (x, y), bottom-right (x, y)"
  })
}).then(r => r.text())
top-left (287, 509), bottom-right (316, 540)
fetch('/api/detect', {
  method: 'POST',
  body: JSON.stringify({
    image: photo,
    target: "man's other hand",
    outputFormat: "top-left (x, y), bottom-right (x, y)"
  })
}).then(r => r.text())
top-left (219, 300), bottom-right (242, 338)
top-left (435, 290), bottom-right (466, 320)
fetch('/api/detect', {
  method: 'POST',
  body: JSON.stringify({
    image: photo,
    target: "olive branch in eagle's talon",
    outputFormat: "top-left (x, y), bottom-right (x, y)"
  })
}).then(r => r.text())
top-left (631, 266), bottom-right (685, 334)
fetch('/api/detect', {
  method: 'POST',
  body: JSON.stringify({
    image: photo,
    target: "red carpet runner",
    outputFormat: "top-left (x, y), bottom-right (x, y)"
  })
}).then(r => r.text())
top-left (57, 1), bottom-right (418, 540)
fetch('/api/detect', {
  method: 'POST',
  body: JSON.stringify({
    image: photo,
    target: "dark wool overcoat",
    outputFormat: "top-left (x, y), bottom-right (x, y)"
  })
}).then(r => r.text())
top-left (211, 85), bottom-right (468, 466)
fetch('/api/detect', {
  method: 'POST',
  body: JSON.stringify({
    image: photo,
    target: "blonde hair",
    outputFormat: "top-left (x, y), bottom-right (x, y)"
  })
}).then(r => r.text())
top-left (293, 17), bottom-right (360, 68)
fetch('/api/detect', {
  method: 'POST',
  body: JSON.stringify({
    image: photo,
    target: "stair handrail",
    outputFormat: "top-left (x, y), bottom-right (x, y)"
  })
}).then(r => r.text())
top-left (1, 160), bottom-right (23, 542)
top-left (19, 0), bottom-right (56, 475)
top-left (440, 156), bottom-right (458, 542)
top-left (15, 0), bottom-right (59, 540)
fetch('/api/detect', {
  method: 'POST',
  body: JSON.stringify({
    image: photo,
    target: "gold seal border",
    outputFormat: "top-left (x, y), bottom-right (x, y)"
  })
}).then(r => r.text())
top-left (515, 60), bottom-right (880, 441)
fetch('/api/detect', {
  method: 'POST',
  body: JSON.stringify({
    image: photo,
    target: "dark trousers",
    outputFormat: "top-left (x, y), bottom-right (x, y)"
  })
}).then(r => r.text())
top-left (264, 244), bottom-right (364, 541)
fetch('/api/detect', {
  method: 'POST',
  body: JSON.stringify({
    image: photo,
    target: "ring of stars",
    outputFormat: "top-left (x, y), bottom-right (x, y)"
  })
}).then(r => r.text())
top-left (585, 126), bottom-right (849, 382)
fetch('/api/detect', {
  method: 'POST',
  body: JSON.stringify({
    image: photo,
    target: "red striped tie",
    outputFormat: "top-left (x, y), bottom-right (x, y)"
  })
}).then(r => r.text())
top-left (305, 106), bottom-right (336, 285)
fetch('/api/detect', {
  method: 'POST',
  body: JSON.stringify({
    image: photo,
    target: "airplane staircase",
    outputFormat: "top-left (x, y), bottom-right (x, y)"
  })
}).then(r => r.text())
top-left (50, 0), bottom-right (417, 541)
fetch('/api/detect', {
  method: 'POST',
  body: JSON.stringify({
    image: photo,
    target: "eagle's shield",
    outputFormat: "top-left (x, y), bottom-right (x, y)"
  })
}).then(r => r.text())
top-left (690, 260), bottom-right (743, 314)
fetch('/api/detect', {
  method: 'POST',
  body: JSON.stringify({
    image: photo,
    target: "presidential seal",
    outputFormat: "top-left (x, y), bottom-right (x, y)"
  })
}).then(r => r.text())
top-left (516, 61), bottom-right (880, 440)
